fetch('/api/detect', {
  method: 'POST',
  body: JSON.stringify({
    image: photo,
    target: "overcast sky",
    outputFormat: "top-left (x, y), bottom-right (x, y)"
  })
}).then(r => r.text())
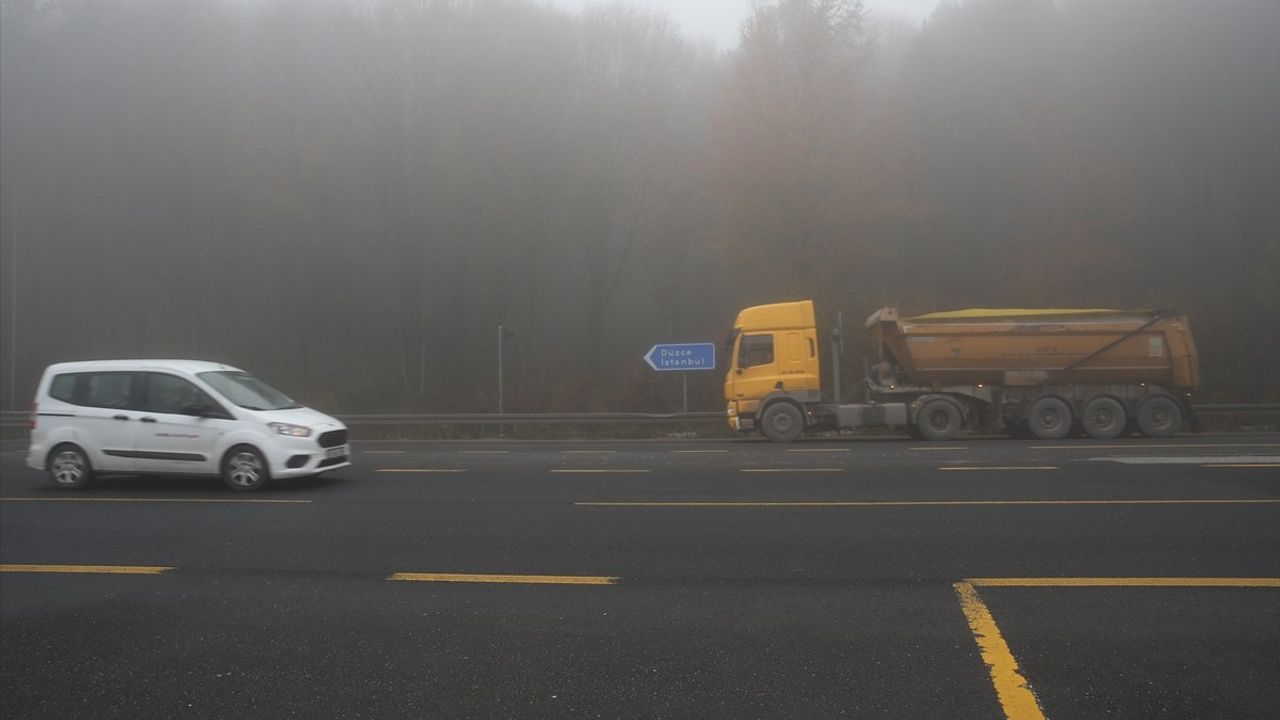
top-left (548, 0), bottom-right (940, 49)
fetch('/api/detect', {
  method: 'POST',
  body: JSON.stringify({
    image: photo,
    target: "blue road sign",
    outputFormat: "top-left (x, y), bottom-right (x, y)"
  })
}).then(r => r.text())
top-left (644, 343), bottom-right (716, 371)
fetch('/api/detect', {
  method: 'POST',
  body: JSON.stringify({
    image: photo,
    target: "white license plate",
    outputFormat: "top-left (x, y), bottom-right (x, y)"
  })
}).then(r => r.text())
top-left (324, 445), bottom-right (347, 459)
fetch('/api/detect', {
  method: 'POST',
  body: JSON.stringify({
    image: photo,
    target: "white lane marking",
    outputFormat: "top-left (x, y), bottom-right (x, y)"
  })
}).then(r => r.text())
top-left (363, 450), bottom-right (406, 454)
top-left (562, 450), bottom-right (617, 454)
top-left (912, 446), bottom-right (969, 451)
top-left (1091, 456), bottom-right (1280, 465)
top-left (551, 469), bottom-right (650, 474)
top-left (786, 448), bottom-right (850, 453)
top-left (1032, 443), bottom-right (1279, 450)
top-left (376, 468), bottom-right (467, 473)
top-left (671, 450), bottom-right (729, 454)
top-left (740, 468), bottom-right (842, 473)
top-left (459, 450), bottom-right (509, 454)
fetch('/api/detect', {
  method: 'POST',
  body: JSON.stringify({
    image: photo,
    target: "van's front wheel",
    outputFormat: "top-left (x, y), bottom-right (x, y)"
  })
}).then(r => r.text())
top-left (222, 446), bottom-right (271, 492)
top-left (48, 444), bottom-right (94, 490)
top-left (761, 403), bottom-right (804, 443)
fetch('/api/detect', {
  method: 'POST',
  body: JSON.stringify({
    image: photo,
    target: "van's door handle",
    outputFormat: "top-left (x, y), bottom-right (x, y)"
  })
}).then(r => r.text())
top-left (112, 414), bottom-right (130, 421)
top-left (140, 417), bottom-right (157, 423)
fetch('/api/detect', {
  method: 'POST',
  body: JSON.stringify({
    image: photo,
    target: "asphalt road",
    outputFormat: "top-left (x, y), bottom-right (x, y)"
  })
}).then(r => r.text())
top-left (2, 433), bottom-right (1278, 719)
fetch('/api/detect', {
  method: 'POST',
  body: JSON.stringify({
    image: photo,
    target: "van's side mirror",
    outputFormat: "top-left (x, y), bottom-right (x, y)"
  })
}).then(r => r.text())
top-left (182, 403), bottom-right (217, 417)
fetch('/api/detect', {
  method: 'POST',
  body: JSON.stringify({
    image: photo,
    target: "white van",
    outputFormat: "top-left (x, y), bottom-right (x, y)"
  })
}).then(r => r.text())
top-left (26, 360), bottom-right (350, 491)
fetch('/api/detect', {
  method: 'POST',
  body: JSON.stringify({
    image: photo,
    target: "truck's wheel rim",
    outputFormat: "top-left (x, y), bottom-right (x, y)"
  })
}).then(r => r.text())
top-left (1148, 405), bottom-right (1171, 429)
top-left (772, 413), bottom-right (795, 433)
top-left (1091, 407), bottom-right (1116, 429)
top-left (228, 453), bottom-right (263, 487)
top-left (927, 410), bottom-right (950, 431)
top-left (52, 451), bottom-right (85, 485)
top-left (1038, 408), bottom-right (1062, 431)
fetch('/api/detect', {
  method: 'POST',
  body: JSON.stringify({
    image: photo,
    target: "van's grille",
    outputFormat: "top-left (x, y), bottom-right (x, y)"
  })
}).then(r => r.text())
top-left (318, 430), bottom-right (347, 448)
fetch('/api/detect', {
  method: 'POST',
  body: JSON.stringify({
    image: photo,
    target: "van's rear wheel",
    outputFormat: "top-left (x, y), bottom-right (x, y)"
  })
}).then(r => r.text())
top-left (1136, 395), bottom-right (1182, 438)
top-left (760, 403), bottom-right (804, 443)
top-left (1028, 397), bottom-right (1073, 440)
top-left (48, 444), bottom-right (94, 490)
top-left (1082, 397), bottom-right (1127, 439)
top-left (916, 399), bottom-right (962, 441)
top-left (222, 446), bottom-right (271, 492)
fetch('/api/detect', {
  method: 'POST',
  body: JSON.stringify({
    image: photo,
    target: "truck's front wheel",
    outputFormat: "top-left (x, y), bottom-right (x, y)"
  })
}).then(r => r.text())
top-left (916, 399), bottom-right (962, 441)
top-left (761, 403), bottom-right (804, 443)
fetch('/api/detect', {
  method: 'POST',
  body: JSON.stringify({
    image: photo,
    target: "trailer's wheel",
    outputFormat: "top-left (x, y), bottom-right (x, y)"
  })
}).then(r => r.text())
top-left (760, 403), bottom-right (804, 443)
top-left (1027, 397), bottom-right (1072, 440)
top-left (1135, 395), bottom-right (1182, 438)
top-left (916, 399), bottom-right (962, 441)
top-left (1082, 396), bottom-right (1127, 440)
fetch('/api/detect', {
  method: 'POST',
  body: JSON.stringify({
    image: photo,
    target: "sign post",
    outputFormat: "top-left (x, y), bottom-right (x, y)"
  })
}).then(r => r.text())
top-left (644, 343), bottom-right (716, 412)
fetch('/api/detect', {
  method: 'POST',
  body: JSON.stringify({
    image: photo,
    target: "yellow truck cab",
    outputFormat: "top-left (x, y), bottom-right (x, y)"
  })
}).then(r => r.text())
top-left (724, 301), bottom-right (823, 436)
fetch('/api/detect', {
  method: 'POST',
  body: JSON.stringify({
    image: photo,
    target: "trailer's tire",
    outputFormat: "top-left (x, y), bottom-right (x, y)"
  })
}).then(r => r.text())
top-left (760, 402), bottom-right (804, 443)
top-left (1028, 397), bottom-right (1073, 440)
top-left (916, 399), bottom-right (962, 441)
top-left (1135, 395), bottom-right (1182, 438)
top-left (1082, 396), bottom-right (1127, 440)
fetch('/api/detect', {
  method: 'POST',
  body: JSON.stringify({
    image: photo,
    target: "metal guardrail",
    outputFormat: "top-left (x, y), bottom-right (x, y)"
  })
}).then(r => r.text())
top-left (2, 405), bottom-right (1277, 428)
top-left (0, 410), bottom-right (725, 428)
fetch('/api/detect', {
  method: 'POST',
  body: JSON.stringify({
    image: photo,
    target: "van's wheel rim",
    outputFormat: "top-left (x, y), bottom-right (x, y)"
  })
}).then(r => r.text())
top-left (52, 451), bottom-right (86, 486)
top-left (228, 453), bottom-right (264, 488)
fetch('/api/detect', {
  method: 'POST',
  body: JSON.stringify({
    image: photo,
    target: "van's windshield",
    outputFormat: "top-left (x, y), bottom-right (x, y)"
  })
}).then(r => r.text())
top-left (198, 371), bottom-right (301, 411)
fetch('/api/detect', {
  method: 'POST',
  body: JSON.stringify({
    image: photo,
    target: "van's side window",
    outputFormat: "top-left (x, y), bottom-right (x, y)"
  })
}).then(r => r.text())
top-left (82, 373), bottom-right (136, 409)
top-left (144, 373), bottom-right (215, 415)
top-left (49, 374), bottom-right (77, 403)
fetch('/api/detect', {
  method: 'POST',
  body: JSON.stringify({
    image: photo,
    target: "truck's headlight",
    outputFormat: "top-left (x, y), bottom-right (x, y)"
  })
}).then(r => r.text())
top-left (268, 422), bottom-right (312, 437)
top-left (726, 401), bottom-right (738, 416)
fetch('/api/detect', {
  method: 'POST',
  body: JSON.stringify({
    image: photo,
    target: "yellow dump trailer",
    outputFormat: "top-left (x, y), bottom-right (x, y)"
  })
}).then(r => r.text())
top-left (724, 301), bottom-right (1200, 442)
top-left (867, 307), bottom-right (1199, 390)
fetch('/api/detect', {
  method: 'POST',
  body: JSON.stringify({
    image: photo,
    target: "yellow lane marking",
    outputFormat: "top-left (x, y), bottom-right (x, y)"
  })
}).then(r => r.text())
top-left (0, 497), bottom-right (310, 504)
top-left (671, 449), bottom-right (729, 453)
top-left (1030, 443), bottom-right (1280, 450)
top-left (362, 450), bottom-right (406, 454)
top-left (1, 564), bottom-right (174, 575)
top-left (575, 499), bottom-right (1280, 508)
top-left (953, 581), bottom-right (1047, 720)
top-left (940, 466), bottom-right (1058, 471)
top-left (388, 572), bottom-right (617, 585)
top-left (786, 448), bottom-right (850, 453)
top-left (376, 469), bottom-right (467, 473)
top-left (551, 469), bottom-right (650, 474)
top-left (967, 577), bottom-right (1280, 588)
top-left (1204, 464), bottom-right (1280, 468)
top-left (912, 446), bottom-right (969, 451)
top-left (740, 468), bottom-right (842, 473)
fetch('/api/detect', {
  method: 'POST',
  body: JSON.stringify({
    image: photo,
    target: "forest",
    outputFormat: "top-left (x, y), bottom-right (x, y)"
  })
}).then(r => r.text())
top-left (1, 0), bottom-right (1277, 412)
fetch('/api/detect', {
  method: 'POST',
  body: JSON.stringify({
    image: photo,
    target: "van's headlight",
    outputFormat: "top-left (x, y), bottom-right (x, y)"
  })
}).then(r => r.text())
top-left (269, 422), bottom-right (312, 437)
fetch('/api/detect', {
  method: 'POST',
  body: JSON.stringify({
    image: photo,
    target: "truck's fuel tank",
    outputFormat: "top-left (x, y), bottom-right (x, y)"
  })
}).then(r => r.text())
top-left (866, 308), bottom-right (1199, 389)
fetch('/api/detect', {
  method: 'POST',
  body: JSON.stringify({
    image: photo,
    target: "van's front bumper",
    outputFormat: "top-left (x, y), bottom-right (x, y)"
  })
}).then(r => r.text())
top-left (261, 436), bottom-right (351, 479)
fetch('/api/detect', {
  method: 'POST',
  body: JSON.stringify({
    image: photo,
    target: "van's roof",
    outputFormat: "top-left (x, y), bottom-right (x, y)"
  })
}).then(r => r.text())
top-left (42, 359), bottom-right (243, 375)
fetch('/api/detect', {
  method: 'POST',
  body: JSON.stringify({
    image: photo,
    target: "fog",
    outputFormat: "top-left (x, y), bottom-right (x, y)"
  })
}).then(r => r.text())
top-left (1, 0), bottom-right (1277, 412)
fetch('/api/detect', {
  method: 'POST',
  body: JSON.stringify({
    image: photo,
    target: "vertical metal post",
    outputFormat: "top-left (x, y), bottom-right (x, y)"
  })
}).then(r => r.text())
top-left (8, 200), bottom-right (17, 409)
top-left (681, 373), bottom-right (688, 414)
top-left (497, 325), bottom-right (504, 414)
top-left (830, 311), bottom-right (843, 404)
